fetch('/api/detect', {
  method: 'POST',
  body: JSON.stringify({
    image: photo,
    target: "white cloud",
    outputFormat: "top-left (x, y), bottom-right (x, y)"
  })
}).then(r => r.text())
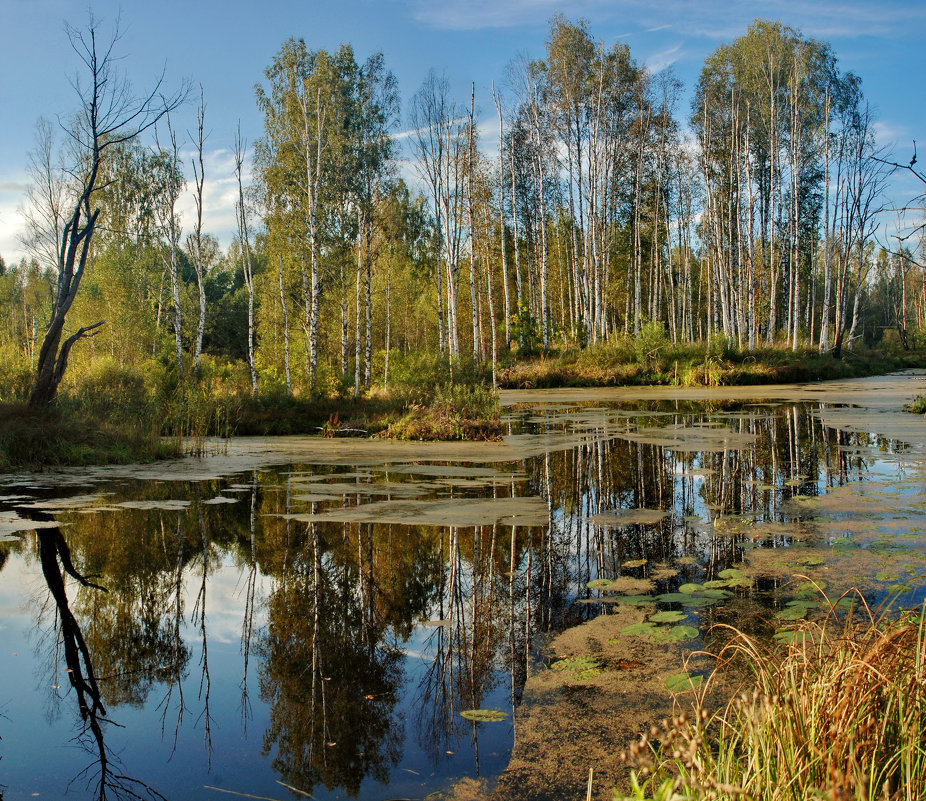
top-left (872, 120), bottom-right (912, 153)
top-left (645, 43), bottom-right (685, 74)
top-left (174, 145), bottom-right (243, 251)
top-left (0, 181), bottom-right (29, 194)
top-left (0, 173), bottom-right (29, 263)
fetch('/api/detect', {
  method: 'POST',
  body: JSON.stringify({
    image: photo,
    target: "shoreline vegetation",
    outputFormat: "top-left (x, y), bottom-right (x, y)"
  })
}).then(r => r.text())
top-left (615, 592), bottom-right (926, 801)
top-left (3, 341), bottom-right (925, 472)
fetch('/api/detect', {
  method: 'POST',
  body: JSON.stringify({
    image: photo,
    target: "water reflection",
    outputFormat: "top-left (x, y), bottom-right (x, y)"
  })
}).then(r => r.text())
top-left (35, 523), bottom-right (167, 800)
top-left (0, 398), bottom-right (920, 800)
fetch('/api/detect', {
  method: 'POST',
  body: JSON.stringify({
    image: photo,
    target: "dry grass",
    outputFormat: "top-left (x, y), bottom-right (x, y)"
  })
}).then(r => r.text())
top-left (617, 591), bottom-right (926, 801)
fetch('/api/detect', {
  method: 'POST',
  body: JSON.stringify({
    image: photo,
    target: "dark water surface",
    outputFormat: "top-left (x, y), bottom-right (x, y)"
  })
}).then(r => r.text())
top-left (2, 386), bottom-right (925, 801)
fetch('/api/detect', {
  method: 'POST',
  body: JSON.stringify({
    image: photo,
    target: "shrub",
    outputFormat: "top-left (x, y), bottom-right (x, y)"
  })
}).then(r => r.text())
top-left (707, 332), bottom-right (737, 361)
top-left (633, 322), bottom-right (669, 367)
top-left (0, 348), bottom-right (34, 403)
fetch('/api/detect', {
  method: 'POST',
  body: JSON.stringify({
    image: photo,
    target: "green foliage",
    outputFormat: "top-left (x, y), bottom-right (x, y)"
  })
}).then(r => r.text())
top-left (0, 347), bottom-right (35, 403)
top-left (706, 333), bottom-right (736, 361)
top-left (0, 360), bottom-right (175, 470)
top-left (510, 301), bottom-right (541, 356)
top-left (633, 322), bottom-right (669, 366)
top-left (499, 340), bottom-right (926, 390)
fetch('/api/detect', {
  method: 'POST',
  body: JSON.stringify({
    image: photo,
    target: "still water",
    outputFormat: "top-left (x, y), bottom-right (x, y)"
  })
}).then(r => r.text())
top-left (2, 375), bottom-right (925, 801)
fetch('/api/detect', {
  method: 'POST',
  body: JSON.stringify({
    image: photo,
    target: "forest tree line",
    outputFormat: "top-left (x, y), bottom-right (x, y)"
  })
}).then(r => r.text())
top-left (2, 16), bottom-right (923, 402)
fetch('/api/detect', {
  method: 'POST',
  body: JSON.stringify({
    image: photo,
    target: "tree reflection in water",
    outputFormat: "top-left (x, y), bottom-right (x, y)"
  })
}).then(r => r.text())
top-left (258, 508), bottom-right (404, 797)
top-left (37, 525), bottom-right (166, 801)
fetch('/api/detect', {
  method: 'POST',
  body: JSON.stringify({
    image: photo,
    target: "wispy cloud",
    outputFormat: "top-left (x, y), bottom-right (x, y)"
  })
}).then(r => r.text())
top-left (872, 120), bottom-right (912, 152)
top-left (402, 0), bottom-right (619, 31)
top-left (645, 43), bottom-right (685, 74)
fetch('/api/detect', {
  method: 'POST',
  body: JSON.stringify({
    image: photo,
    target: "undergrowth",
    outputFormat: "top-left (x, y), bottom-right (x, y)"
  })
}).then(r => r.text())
top-left (0, 351), bottom-right (502, 468)
top-left (498, 341), bottom-right (926, 389)
top-left (616, 591), bottom-right (926, 801)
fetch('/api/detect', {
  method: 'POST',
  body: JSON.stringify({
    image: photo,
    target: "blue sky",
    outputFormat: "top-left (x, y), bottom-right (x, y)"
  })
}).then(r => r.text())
top-left (1, 0), bottom-right (923, 262)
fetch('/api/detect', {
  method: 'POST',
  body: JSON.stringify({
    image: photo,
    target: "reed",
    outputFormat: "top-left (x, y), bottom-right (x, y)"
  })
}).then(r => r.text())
top-left (618, 592), bottom-right (926, 801)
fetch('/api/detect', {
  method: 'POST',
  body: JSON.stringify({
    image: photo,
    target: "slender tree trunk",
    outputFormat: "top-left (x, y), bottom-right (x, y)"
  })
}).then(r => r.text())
top-left (278, 255), bottom-right (291, 395)
top-left (493, 85), bottom-right (511, 349)
top-left (190, 89), bottom-right (208, 374)
top-left (235, 127), bottom-right (257, 398)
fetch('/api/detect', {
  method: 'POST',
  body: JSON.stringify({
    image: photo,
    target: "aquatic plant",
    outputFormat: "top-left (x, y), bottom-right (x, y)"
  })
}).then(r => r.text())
top-left (616, 593), bottom-right (926, 801)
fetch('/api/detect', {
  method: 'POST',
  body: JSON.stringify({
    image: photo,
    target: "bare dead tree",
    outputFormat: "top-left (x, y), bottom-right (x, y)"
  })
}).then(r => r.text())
top-left (27, 14), bottom-right (186, 407)
top-left (875, 141), bottom-right (926, 265)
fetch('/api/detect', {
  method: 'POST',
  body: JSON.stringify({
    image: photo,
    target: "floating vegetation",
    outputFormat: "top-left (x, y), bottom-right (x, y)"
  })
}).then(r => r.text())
top-left (614, 595), bottom-right (657, 607)
top-left (590, 508), bottom-right (669, 527)
top-left (718, 568), bottom-right (744, 579)
top-left (651, 625), bottom-right (700, 644)
top-left (550, 655), bottom-right (601, 682)
top-left (460, 709), bottom-right (509, 723)
top-left (649, 611), bottom-right (687, 623)
top-left (587, 578), bottom-right (613, 589)
top-left (622, 595), bottom-right (926, 800)
top-left (800, 555), bottom-right (825, 567)
top-left (776, 601), bottom-right (817, 621)
top-left (656, 592), bottom-right (723, 608)
top-left (622, 558), bottom-right (648, 569)
top-left (773, 628), bottom-right (803, 644)
top-left (202, 496), bottom-right (239, 505)
top-left (618, 622), bottom-right (658, 638)
top-left (663, 672), bottom-right (703, 693)
top-left (650, 566), bottom-right (679, 580)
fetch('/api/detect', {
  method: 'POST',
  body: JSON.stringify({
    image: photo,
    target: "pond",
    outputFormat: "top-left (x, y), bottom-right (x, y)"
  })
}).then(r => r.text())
top-left (2, 371), bottom-right (925, 801)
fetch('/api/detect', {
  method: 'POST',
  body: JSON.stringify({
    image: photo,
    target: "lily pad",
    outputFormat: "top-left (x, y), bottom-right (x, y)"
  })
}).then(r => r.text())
top-left (652, 625), bottom-right (700, 643)
top-left (678, 583), bottom-right (701, 594)
top-left (460, 709), bottom-right (509, 722)
top-left (794, 581), bottom-right (826, 598)
top-left (587, 578), bottom-right (613, 589)
top-left (649, 610), bottom-right (687, 623)
top-left (551, 655), bottom-right (601, 681)
top-left (703, 579), bottom-right (730, 589)
top-left (677, 556), bottom-right (697, 565)
top-left (773, 629), bottom-right (803, 644)
top-left (623, 558), bottom-right (648, 569)
top-left (620, 622), bottom-right (658, 637)
top-left (679, 595), bottom-right (721, 608)
top-left (718, 568), bottom-right (744, 579)
top-left (777, 605), bottom-right (811, 621)
top-left (664, 672), bottom-right (704, 693)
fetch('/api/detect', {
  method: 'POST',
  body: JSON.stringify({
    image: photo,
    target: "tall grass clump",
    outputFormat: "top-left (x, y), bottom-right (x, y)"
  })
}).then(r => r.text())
top-left (0, 359), bottom-right (176, 469)
top-left (618, 593), bottom-right (926, 801)
top-left (377, 351), bottom-right (502, 440)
